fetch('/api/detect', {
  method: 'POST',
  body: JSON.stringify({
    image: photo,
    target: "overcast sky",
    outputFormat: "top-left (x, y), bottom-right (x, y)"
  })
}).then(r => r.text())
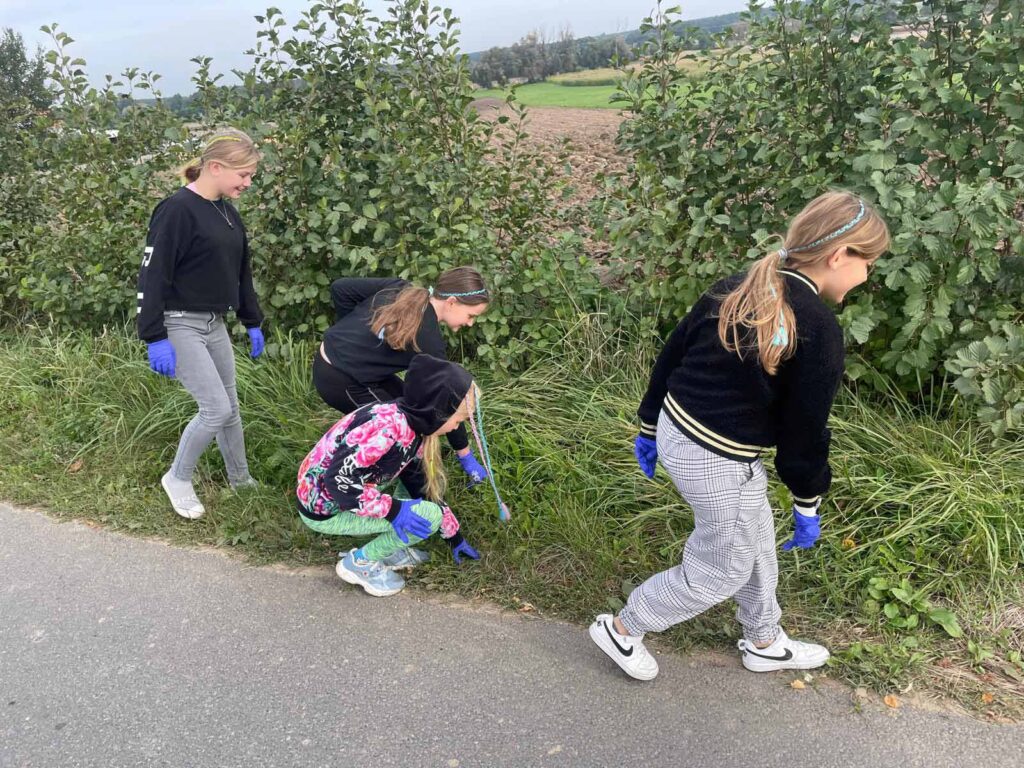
top-left (2, 0), bottom-right (749, 96)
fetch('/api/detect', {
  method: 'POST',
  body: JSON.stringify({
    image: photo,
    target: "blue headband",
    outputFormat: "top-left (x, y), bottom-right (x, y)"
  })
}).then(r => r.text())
top-left (431, 287), bottom-right (488, 298)
top-left (781, 200), bottom-right (866, 257)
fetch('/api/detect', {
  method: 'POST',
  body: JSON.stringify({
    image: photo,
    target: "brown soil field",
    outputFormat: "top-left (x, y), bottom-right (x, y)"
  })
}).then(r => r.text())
top-left (472, 99), bottom-right (627, 258)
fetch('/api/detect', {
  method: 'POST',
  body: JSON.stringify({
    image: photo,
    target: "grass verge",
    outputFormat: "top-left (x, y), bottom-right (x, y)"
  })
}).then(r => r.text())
top-left (0, 320), bottom-right (1021, 719)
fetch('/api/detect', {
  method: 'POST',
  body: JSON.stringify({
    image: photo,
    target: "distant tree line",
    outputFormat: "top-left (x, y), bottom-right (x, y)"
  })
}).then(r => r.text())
top-left (468, 11), bottom-right (745, 87)
top-left (469, 29), bottom-right (635, 87)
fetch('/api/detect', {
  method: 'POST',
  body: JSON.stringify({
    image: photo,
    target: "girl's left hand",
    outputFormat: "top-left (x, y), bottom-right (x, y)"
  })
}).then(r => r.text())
top-left (458, 450), bottom-right (488, 487)
top-left (247, 327), bottom-right (265, 358)
top-left (782, 506), bottom-right (821, 550)
top-left (451, 538), bottom-right (480, 564)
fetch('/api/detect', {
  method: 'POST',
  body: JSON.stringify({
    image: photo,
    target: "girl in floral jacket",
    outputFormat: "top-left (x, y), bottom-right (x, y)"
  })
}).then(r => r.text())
top-left (297, 354), bottom-right (481, 596)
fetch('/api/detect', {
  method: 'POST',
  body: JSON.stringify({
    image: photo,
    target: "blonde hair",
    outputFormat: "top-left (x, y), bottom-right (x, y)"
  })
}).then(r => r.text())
top-left (419, 386), bottom-right (476, 501)
top-left (371, 266), bottom-right (488, 352)
top-left (420, 434), bottom-right (445, 501)
top-left (717, 191), bottom-right (890, 375)
top-left (179, 127), bottom-right (261, 183)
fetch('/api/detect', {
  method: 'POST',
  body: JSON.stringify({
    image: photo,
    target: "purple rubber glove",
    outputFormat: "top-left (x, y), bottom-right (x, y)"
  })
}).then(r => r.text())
top-left (458, 450), bottom-right (488, 487)
top-left (782, 505), bottom-right (821, 550)
top-left (247, 327), bottom-right (265, 358)
top-left (451, 538), bottom-right (480, 565)
top-left (634, 435), bottom-right (658, 479)
top-left (390, 499), bottom-right (434, 544)
top-left (147, 339), bottom-right (176, 378)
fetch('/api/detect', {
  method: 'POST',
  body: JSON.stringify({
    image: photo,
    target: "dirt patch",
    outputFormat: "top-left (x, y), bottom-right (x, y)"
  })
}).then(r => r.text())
top-left (472, 99), bottom-right (628, 258)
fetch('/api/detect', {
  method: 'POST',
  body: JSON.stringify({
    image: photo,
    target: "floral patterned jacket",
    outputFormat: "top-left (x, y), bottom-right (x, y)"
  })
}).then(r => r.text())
top-left (296, 402), bottom-right (460, 540)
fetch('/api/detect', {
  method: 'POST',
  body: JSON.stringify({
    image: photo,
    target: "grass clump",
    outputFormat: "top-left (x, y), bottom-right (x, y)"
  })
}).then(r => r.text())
top-left (0, 320), bottom-right (1021, 716)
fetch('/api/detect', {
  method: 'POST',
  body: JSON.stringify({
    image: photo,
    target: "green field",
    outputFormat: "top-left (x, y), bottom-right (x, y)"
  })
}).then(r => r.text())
top-left (474, 81), bottom-right (621, 109)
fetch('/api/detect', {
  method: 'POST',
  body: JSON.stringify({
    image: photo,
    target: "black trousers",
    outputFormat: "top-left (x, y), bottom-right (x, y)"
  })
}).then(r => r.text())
top-left (312, 352), bottom-right (469, 451)
top-left (312, 351), bottom-right (404, 412)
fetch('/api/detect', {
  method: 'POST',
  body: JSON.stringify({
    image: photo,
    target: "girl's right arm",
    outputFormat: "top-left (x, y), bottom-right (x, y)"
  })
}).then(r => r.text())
top-left (773, 319), bottom-right (845, 506)
top-left (329, 277), bottom-right (405, 322)
top-left (636, 300), bottom-right (705, 437)
top-left (136, 201), bottom-right (188, 343)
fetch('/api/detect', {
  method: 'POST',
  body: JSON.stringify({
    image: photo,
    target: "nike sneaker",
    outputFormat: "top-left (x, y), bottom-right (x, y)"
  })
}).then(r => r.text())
top-left (737, 629), bottom-right (829, 672)
top-left (588, 613), bottom-right (659, 681)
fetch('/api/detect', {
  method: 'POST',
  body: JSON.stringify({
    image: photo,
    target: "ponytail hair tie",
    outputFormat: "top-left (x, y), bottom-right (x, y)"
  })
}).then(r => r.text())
top-left (778, 247), bottom-right (789, 261)
top-left (428, 286), bottom-right (435, 297)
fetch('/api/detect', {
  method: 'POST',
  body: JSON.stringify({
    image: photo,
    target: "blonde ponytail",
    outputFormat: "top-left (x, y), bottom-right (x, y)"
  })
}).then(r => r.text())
top-left (717, 253), bottom-right (795, 375)
top-left (420, 433), bottom-right (447, 501)
top-left (179, 157), bottom-right (203, 183)
top-left (371, 286), bottom-right (433, 352)
top-left (370, 266), bottom-right (489, 352)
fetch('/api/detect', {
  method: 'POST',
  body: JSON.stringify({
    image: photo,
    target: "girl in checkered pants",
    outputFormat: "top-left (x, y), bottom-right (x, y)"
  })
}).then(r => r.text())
top-left (589, 191), bottom-right (890, 680)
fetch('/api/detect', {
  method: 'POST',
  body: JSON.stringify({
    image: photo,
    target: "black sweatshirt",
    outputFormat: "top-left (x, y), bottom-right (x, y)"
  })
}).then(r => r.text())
top-left (136, 187), bottom-right (263, 343)
top-left (637, 269), bottom-right (845, 505)
top-left (321, 277), bottom-right (469, 452)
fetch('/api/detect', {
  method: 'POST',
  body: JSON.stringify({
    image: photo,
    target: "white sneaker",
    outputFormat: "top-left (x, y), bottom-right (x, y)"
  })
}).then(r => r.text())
top-left (161, 472), bottom-right (205, 519)
top-left (737, 629), bottom-right (829, 672)
top-left (588, 614), bottom-right (659, 681)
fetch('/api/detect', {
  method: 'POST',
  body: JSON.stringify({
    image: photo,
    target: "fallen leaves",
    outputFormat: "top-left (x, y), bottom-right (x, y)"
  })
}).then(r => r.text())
top-left (883, 694), bottom-right (901, 709)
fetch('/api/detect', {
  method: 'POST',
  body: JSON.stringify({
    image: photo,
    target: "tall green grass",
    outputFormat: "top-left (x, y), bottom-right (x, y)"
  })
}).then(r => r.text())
top-left (0, 321), bottom-right (1021, 710)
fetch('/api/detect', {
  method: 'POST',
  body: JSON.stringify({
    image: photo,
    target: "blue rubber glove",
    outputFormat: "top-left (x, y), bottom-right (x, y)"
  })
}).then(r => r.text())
top-left (634, 435), bottom-right (658, 479)
top-left (390, 499), bottom-right (434, 544)
top-left (782, 505), bottom-right (821, 550)
top-left (247, 327), bottom-right (265, 359)
top-left (451, 538), bottom-right (480, 565)
top-left (147, 339), bottom-right (176, 378)
top-left (458, 450), bottom-right (488, 487)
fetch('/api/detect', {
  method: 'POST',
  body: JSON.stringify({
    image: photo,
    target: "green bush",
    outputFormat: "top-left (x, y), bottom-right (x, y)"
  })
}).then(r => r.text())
top-left (946, 321), bottom-right (1024, 437)
top-left (603, 0), bottom-right (1024, 434)
top-left (0, 1), bottom-right (610, 371)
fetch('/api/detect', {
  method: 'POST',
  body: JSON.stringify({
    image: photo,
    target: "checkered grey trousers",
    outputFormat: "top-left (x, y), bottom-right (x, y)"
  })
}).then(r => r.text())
top-left (619, 410), bottom-right (782, 644)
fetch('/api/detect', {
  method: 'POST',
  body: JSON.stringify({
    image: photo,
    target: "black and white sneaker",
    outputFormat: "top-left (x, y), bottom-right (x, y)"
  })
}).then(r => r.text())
top-left (588, 613), bottom-right (659, 681)
top-left (737, 629), bottom-right (829, 672)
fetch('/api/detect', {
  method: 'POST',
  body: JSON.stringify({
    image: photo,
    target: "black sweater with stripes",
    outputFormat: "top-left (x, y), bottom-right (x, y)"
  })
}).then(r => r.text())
top-left (136, 187), bottom-right (263, 343)
top-left (637, 269), bottom-right (845, 504)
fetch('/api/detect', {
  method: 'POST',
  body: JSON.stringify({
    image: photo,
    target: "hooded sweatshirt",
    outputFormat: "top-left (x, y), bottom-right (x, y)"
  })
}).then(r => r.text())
top-left (296, 354), bottom-right (473, 545)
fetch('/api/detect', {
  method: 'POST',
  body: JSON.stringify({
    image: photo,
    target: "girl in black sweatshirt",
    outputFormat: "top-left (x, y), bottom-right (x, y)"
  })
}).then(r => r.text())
top-left (313, 266), bottom-right (491, 488)
top-left (588, 191), bottom-right (890, 681)
top-left (136, 129), bottom-right (265, 520)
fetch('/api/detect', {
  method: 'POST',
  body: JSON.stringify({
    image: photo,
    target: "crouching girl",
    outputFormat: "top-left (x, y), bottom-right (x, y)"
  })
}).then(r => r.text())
top-left (296, 354), bottom-right (482, 596)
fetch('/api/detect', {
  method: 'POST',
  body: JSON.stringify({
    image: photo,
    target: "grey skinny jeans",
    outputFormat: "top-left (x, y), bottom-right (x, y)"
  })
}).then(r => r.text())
top-left (164, 311), bottom-right (251, 484)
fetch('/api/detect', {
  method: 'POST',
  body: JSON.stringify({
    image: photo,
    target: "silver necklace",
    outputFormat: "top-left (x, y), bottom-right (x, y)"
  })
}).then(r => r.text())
top-left (209, 199), bottom-right (234, 229)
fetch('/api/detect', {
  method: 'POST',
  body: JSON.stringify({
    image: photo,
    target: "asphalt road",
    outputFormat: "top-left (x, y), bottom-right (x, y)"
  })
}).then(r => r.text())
top-left (1, 502), bottom-right (1020, 768)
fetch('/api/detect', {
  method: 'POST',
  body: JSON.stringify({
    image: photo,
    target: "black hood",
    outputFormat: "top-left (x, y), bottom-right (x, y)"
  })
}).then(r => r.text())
top-left (398, 354), bottom-right (474, 436)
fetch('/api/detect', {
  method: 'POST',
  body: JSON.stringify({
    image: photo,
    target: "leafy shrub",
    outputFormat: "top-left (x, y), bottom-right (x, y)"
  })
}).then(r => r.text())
top-left (603, 0), bottom-right (1024, 431)
top-left (0, 1), bottom-right (610, 371)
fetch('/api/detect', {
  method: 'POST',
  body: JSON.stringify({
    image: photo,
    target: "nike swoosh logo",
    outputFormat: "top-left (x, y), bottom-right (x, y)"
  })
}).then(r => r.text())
top-left (603, 621), bottom-right (633, 657)
top-left (744, 646), bottom-right (794, 662)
